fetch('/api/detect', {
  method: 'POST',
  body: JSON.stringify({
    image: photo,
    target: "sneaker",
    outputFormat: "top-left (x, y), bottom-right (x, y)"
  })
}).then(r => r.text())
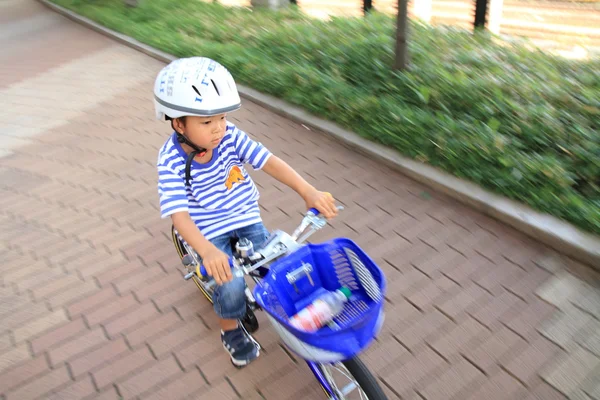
top-left (221, 325), bottom-right (260, 367)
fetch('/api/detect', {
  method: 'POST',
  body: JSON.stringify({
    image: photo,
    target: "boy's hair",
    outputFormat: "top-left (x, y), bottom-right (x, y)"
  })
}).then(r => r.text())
top-left (168, 116), bottom-right (186, 132)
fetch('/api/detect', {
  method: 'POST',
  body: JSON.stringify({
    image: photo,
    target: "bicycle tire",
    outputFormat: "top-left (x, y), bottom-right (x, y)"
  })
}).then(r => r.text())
top-left (320, 356), bottom-right (387, 400)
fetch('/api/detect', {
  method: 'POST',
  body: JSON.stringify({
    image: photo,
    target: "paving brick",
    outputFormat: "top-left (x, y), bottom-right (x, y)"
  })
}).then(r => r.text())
top-left (227, 345), bottom-right (297, 394)
top-left (577, 319), bottom-right (600, 357)
top-left (117, 356), bottom-right (182, 399)
top-left (0, 344), bottom-right (31, 374)
top-left (172, 333), bottom-right (222, 369)
top-left (30, 274), bottom-right (82, 300)
top-left (462, 325), bottom-right (526, 373)
top-left (419, 357), bottom-right (485, 400)
top-left (539, 304), bottom-right (593, 349)
top-left (404, 275), bottom-right (459, 310)
top-left (134, 271), bottom-right (184, 301)
top-left (362, 336), bottom-right (410, 375)
top-left (67, 286), bottom-right (119, 317)
top-left (84, 293), bottom-right (139, 326)
top-left (83, 386), bottom-right (120, 400)
top-left (382, 346), bottom-right (448, 396)
top-left (66, 338), bottom-right (128, 378)
top-left (503, 266), bottom-right (551, 301)
top-left (46, 376), bottom-right (96, 400)
top-left (535, 270), bottom-right (586, 308)
top-left (124, 310), bottom-right (183, 347)
top-left (0, 356), bottom-right (49, 393)
top-left (436, 282), bottom-right (493, 320)
top-left (114, 265), bottom-right (165, 295)
top-left (31, 317), bottom-right (88, 354)
top-left (469, 290), bottom-right (525, 330)
top-left (73, 254), bottom-right (129, 280)
top-left (11, 307), bottom-right (69, 344)
top-left (46, 280), bottom-right (100, 308)
top-left (91, 347), bottom-right (155, 389)
top-left (465, 369), bottom-right (527, 399)
top-left (0, 333), bottom-right (12, 354)
top-left (140, 368), bottom-right (207, 400)
top-left (411, 246), bottom-right (467, 278)
top-left (525, 381), bottom-right (569, 400)
top-left (94, 260), bottom-right (146, 286)
top-left (394, 309), bottom-right (452, 350)
top-left (153, 282), bottom-right (199, 311)
top-left (4, 366), bottom-right (71, 400)
top-left (3, 302), bottom-right (50, 331)
top-left (192, 379), bottom-right (239, 400)
top-left (583, 372), bottom-right (600, 400)
top-left (429, 316), bottom-right (489, 360)
top-left (542, 346), bottom-right (600, 398)
top-left (387, 267), bottom-right (430, 303)
top-left (474, 260), bottom-right (527, 295)
top-left (259, 364), bottom-right (322, 400)
top-left (104, 302), bottom-right (160, 338)
top-left (501, 296), bottom-right (557, 341)
top-left (148, 320), bottom-right (211, 359)
top-left (501, 336), bottom-right (564, 386)
top-left (48, 327), bottom-right (107, 366)
top-left (571, 285), bottom-right (600, 321)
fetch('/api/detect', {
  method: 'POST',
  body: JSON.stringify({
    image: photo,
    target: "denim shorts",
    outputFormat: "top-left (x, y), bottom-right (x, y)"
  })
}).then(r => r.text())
top-left (208, 223), bottom-right (270, 320)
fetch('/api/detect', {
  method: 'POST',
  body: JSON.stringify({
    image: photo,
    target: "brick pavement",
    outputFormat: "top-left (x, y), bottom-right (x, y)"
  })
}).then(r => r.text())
top-left (1, 0), bottom-right (599, 399)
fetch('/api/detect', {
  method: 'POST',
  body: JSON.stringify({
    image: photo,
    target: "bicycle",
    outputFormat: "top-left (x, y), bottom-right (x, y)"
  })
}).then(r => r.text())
top-left (171, 207), bottom-right (388, 399)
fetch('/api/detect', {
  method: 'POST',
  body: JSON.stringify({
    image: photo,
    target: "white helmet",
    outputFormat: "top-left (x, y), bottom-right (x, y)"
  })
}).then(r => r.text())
top-left (153, 57), bottom-right (241, 120)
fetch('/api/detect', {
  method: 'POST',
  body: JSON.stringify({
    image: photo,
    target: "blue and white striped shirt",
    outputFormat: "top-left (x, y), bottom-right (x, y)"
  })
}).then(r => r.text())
top-left (157, 122), bottom-right (272, 240)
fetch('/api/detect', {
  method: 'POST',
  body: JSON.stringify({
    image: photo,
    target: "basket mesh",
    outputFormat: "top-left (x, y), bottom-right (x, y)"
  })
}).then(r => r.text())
top-left (344, 248), bottom-right (383, 303)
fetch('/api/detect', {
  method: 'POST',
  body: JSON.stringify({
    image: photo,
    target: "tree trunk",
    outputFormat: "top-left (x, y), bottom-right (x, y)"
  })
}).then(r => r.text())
top-left (474, 0), bottom-right (489, 29)
top-left (394, 0), bottom-right (409, 70)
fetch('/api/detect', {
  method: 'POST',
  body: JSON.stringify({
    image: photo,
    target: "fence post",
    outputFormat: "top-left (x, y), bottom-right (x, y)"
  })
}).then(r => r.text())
top-left (488, 0), bottom-right (504, 34)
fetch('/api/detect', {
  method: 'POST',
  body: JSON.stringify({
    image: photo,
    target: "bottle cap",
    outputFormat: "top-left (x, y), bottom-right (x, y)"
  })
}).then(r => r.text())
top-left (339, 286), bottom-right (352, 299)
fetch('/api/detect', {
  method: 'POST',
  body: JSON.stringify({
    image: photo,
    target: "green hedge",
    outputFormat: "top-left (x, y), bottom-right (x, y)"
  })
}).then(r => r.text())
top-left (53, 0), bottom-right (600, 234)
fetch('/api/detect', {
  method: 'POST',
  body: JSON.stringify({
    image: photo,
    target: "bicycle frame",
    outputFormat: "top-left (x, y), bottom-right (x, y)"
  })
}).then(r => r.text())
top-left (179, 207), bottom-right (360, 399)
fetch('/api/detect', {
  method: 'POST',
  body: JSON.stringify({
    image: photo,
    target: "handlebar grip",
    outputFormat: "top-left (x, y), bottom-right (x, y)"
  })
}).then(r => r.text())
top-left (308, 208), bottom-right (320, 215)
top-left (197, 258), bottom-right (234, 278)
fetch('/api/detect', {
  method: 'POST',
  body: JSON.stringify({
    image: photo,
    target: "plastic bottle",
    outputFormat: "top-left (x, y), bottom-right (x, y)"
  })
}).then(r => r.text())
top-left (288, 287), bottom-right (352, 332)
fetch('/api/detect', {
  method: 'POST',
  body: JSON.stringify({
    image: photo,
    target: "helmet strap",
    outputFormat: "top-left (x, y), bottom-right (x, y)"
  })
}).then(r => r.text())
top-left (170, 120), bottom-right (207, 187)
top-left (184, 150), bottom-right (199, 187)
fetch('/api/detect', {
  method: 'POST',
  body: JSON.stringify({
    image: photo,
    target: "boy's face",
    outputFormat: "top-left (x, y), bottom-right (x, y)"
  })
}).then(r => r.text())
top-left (178, 113), bottom-right (227, 150)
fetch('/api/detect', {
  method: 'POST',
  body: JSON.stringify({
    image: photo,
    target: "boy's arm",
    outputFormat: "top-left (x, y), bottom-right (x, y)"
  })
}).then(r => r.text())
top-left (157, 159), bottom-right (232, 284)
top-left (262, 155), bottom-right (338, 219)
top-left (171, 212), bottom-right (232, 284)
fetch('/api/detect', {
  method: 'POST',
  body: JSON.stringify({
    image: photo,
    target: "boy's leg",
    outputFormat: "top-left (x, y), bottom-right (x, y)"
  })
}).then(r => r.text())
top-left (209, 233), bottom-right (260, 366)
top-left (235, 222), bottom-right (270, 252)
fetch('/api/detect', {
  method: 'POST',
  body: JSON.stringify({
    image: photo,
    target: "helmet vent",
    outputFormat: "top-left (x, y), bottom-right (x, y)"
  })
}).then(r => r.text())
top-left (192, 85), bottom-right (202, 98)
top-left (211, 80), bottom-right (220, 96)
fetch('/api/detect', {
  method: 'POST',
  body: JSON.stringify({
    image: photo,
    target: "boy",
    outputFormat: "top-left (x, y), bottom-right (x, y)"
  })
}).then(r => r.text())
top-left (154, 57), bottom-right (338, 367)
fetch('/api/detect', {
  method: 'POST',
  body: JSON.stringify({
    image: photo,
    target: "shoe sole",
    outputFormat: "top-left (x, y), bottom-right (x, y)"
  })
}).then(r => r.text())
top-left (223, 343), bottom-right (260, 367)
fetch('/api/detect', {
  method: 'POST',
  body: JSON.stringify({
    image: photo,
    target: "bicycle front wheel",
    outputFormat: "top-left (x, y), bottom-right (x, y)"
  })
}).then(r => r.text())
top-left (317, 356), bottom-right (387, 400)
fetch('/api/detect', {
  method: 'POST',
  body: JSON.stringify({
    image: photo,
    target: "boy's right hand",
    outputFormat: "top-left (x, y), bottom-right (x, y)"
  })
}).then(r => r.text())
top-left (201, 244), bottom-right (232, 285)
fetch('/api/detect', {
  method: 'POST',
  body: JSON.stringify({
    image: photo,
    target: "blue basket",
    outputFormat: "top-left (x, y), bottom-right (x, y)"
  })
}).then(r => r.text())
top-left (253, 238), bottom-right (386, 363)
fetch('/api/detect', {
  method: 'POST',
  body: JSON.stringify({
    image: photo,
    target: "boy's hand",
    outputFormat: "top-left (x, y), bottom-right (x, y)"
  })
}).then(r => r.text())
top-left (200, 243), bottom-right (232, 285)
top-left (303, 189), bottom-right (338, 219)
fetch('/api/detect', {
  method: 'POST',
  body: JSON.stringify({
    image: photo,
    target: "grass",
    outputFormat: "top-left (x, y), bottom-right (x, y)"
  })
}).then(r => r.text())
top-left (51, 0), bottom-right (600, 235)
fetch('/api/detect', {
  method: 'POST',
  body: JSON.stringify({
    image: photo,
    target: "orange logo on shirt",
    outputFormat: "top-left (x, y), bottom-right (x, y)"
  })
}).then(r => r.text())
top-left (225, 166), bottom-right (245, 190)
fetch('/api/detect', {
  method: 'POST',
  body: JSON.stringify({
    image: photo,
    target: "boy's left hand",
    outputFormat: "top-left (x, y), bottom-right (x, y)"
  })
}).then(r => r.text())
top-left (303, 189), bottom-right (338, 219)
